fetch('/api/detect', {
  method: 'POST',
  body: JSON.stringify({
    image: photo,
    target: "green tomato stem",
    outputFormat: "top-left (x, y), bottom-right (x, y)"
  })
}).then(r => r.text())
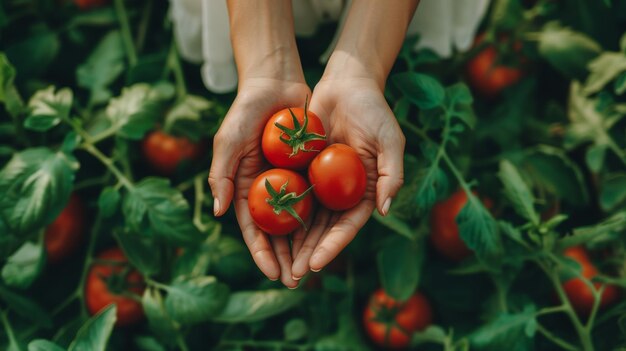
top-left (113, 0), bottom-right (138, 66)
top-left (0, 310), bottom-right (20, 350)
top-left (536, 322), bottom-right (579, 351)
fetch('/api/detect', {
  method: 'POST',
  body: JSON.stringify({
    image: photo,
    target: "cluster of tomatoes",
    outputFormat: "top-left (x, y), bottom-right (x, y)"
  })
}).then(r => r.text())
top-left (248, 102), bottom-right (366, 235)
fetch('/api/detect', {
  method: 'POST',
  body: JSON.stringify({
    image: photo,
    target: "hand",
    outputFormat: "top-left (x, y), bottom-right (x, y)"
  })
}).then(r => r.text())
top-left (209, 78), bottom-right (310, 288)
top-left (290, 77), bottom-right (405, 279)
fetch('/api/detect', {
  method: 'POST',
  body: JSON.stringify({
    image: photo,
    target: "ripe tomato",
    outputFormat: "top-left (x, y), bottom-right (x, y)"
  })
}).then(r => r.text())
top-left (141, 130), bottom-right (204, 176)
top-left (363, 289), bottom-right (432, 349)
top-left (85, 248), bottom-right (145, 327)
top-left (465, 34), bottom-right (525, 99)
top-left (74, 0), bottom-right (108, 10)
top-left (248, 169), bottom-right (313, 235)
top-left (307, 144), bottom-right (366, 211)
top-left (562, 246), bottom-right (619, 317)
top-left (430, 189), bottom-right (473, 261)
top-left (45, 193), bottom-right (86, 263)
top-left (262, 105), bottom-right (326, 170)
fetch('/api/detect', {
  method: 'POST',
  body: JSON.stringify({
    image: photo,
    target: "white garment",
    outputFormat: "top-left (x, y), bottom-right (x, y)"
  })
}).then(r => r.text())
top-left (170, 0), bottom-right (491, 94)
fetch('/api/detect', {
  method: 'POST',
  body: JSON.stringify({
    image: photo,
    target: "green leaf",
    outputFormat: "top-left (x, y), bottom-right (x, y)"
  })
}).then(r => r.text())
top-left (489, 0), bottom-right (524, 30)
top-left (415, 162), bottom-right (448, 212)
top-left (615, 71), bottom-right (626, 95)
top-left (68, 305), bottom-right (117, 351)
top-left (457, 192), bottom-right (502, 261)
top-left (600, 173), bottom-right (626, 211)
top-left (372, 212), bottom-right (415, 240)
top-left (583, 52), bottom-right (626, 95)
top-left (97, 186), bottom-right (120, 218)
top-left (321, 275), bottom-right (348, 293)
top-left (69, 8), bottom-right (117, 27)
top-left (585, 144), bottom-right (607, 173)
top-left (0, 284), bottom-right (52, 327)
top-left (213, 290), bottom-right (304, 323)
top-left (538, 22), bottom-right (602, 80)
top-left (5, 29), bottom-right (60, 80)
top-left (0, 53), bottom-right (23, 117)
top-left (164, 276), bottom-right (229, 324)
top-left (105, 84), bottom-right (164, 140)
top-left (122, 177), bottom-right (202, 245)
top-left (61, 132), bottom-right (82, 154)
top-left (76, 31), bottom-right (125, 105)
top-left (411, 325), bottom-right (447, 346)
top-left (141, 288), bottom-right (178, 341)
top-left (28, 340), bottom-right (65, 351)
top-left (0, 148), bottom-right (78, 235)
top-left (498, 160), bottom-right (539, 225)
top-left (284, 319), bottom-right (308, 341)
top-left (522, 145), bottom-right (589, 206)
top-left (2, 240), bottom-right (46, 289)
top-left (392, 72), bottom-right (445, 110)
top-left (469, 308), bottom-right (536, 351)
top-left (377, 236), bottom-right (422, 301)
top-left (133, 336), bottom-right (166, 351)
top-left (445, 83), bottom-right (476, 129)
top-left (163, 95), bottom-right (213, 139)
top-left (24, 86), bottom-right (72, 132)
top-left (115, 230), bottom-right (162, 276)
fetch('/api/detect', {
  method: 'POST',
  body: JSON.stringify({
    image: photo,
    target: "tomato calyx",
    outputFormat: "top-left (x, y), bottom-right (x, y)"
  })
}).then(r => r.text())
top-left (264, 179), bottom-right (313, 230)
top-left (274, 98), bottom-right (326, 157)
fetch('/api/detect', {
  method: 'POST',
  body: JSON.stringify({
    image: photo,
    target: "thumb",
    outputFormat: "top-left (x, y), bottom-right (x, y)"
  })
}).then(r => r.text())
top-left (208, 131), bottom-right (241, 216)
top-left (376, 129), bottom-right (405, 216)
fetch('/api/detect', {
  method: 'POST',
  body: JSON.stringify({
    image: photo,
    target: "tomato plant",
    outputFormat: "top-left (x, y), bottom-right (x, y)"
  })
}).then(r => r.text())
top-left (429, 189), bottom-right (473, 261)
top-left (363, 289), bottom-right (432, 349)
top-left (262, 103), bottom-right (326, 170)
top-left (248, 169), bottom-right (313, 235)
top-left (85, 248), bottom-right (145, 327)
top-left (308, 143), bottom-right (367, 211)
top-left (45, 193), bottom-right (85, 263)
top-left (141, 129), bottom-right (204, 176)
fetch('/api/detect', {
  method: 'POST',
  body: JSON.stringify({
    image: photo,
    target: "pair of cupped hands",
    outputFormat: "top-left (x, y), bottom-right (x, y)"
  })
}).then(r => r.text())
top-left (208, 74), bottom-right (405, 288)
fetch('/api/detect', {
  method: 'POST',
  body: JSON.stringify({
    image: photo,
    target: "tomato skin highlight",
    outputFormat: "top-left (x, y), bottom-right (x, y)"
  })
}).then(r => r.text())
top-left (308, 144), bottom-right (367, 211)
top-left (363, 289), bottom-right (432, 349)
top-left (248, 169), bottom-right (313, 236)
top-left (141, 130), bottom-right (204, 176)
top-left (465, 34), bottom-right (524, 99)
top-left (430, 190), bottom-right (473, 261)
top-left (85, 248), bottom-right (145, 327)
top-left (45, 193), bottom-right (86, 263)
top-left (262, 107), bottom-right (326, 170)
top-left (562, 246), bottom-right (620, 317)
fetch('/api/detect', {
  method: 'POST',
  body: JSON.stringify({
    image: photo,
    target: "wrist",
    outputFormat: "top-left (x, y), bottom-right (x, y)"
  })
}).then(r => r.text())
top-left (322, 50), bottom-right (387, 89)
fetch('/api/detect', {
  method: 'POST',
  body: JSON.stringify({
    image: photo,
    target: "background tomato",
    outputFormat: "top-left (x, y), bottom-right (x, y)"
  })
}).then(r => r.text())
top-left (141, 130), bottom-right (204, 176)
top-left (308, 144), bottom-right (366, 211)
top-left (363, 289), bottom-right (432, 349)
top-left (562, 247), bottom-right (620, 317)
top-left (74, 0), bottom-right (108, 10)
top-left (262, 107), bottom-right (326, 170)
top-left (45, 193), bottom-right (86, 263)
top-left (465, 34), bottom-right (525, 98)
top-left (430, 189), bottom-right (473, 261)
top-left (248, 169), bottom-right (313, 235)
top-left (85, 248), bottom-right (145, 327)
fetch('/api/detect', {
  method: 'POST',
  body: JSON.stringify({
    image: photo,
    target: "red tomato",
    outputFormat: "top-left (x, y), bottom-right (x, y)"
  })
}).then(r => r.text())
top-left (307, 144), bottom-right (367, 211)
top-left (248, 169), bottom-right (313, 235)
top-left (85, 248), bottom-right (145, 327)
top-left (262, 106), bottom-right (326, 170)
top-left (363, 289), bottom-right (432, 349)
top-left (430, 190), bottom-right (473, 261)
top-left (562, 246), bottom-right (619, 317)
top-left (45, 194), bottom-right (86, 263)
top-left (465, 34), bottom-right (525, 99)
top-left (74, 0), bottom-right (108, 10)
top-left (141, 130), bottom-right (204, 176)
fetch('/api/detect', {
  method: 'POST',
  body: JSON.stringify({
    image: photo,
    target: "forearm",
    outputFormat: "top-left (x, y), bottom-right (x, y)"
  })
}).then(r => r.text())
top-left (227, 0), bottom-right (304, 83)
top-left (324, 0), bottom-right (419, 88)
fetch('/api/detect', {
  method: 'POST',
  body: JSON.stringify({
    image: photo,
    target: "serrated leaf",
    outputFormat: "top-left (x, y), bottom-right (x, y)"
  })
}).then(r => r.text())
top-left (24, 86), bottom-right (72, 132)
top-left (164, 276), bottom-right (229, 324)
top-left (2, 240), bottom-right (46, 289)
top-left (77, 30), bottom-right (125, 105)
top-left (583, 52), bottom-right (626, 95)
top-left (498, 160), bottom-right (539, 225)
top-left (0, 148), bottom-right (78, 235)
top-left (0, 53), bottom-right (23, 117)
top-left (469, 308), bottom-right (536, 351)
top-left (415, 163), bottom-right (448, 211)
top-left (105, 84), bottom-right (164, 140)
top-left (615, 71), bottom-right (626, 95)
top-left (377, 236), bottom-right (422, 301)
top-left (457, 192), bottom-right (502, 261)
top-left (115, 230), bottom-right (162, 276)
top-left (28, 340), bottom-right (65, 351)
top-left (0, 284), bottom-right (52, 327)
top-left (122, 177), bottom-right (202, 245)
top-left (142, 288), bottom-right (178, 340)
top-left (489, 0), bottom-right (524, 30)
top-left (97, 186), bottom-right (120, 217)
top-left (68, 305), bottom-right (116, 351)
top-left (445, 83), bottom-right (476, 129)
top-left (600, 173), bottom-right (626, 211)
top-left (392, 72), bottom-right (445, 110)
top-left (585, 143), bottom-right (607, 173)
top-left (213, 290), bottom-right (304, 323)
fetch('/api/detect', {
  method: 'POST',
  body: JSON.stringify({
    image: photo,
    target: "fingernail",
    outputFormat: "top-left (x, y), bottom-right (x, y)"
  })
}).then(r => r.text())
top-left (213, 198), bottom-right (220, 216)
top-left (268, 277), bottom-right (279, 281)
top-left (382, 198), bottom-right (392, 216)
top-left (287, 285), bottom-right (299, 290)
top-left (311, 267), bottom-right (322, 273)
top-left (292, 275), bottom-right (302, 281)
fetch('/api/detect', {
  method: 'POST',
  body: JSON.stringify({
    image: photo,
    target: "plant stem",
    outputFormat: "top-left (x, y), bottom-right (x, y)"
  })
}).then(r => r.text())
top-left (80, 143), bottom-right (134, 191)
top-left (168, 40), bottom-right (187, 101)
top-left (176, 334), bottom-right (190, 351)
top-left (536, 322), bottom-right (579, 351)
top-left (76, 213), bottom-right (104, 319)
top-left (135, 0), bottom-right (153, 53)
top-left (113, 0), bottom-right (137, 66)
top-left (0, 310), bottom-right (20, 350)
